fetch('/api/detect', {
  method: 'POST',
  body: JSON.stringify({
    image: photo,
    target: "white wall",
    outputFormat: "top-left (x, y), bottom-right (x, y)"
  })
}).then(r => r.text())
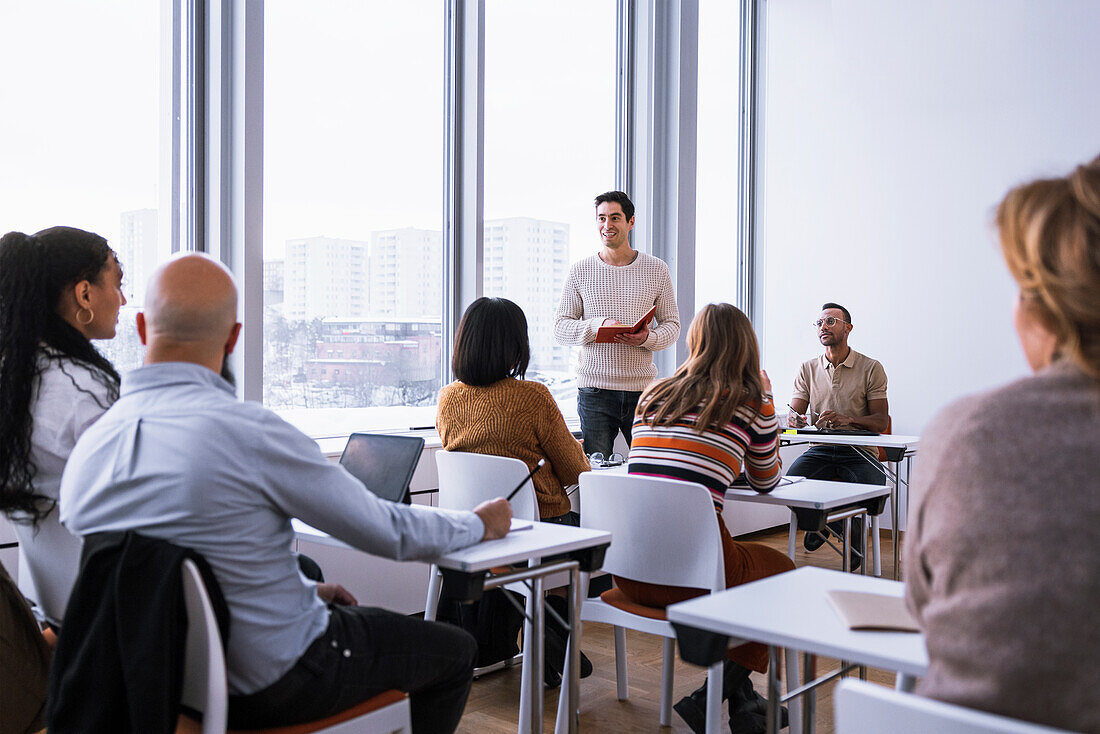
top-left (0, 515), bottom-right (18, 580)
top-left (759, 0), bottom-right (1100, 437)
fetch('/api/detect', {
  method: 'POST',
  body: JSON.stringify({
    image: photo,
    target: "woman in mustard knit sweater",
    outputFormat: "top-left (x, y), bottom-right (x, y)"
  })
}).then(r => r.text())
top-left (437, 297), bottom-right (594, 685)
top-left (437, 297), bottom-right (589, 524)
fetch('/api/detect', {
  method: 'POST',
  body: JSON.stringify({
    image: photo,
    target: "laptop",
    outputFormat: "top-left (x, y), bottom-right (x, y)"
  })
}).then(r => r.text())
top-left (338, 433), bottom-right (425, 504)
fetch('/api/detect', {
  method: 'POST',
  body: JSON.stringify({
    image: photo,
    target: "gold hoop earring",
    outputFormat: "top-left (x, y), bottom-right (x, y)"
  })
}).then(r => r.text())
top-left (77, 307), bottom-right (95, 326)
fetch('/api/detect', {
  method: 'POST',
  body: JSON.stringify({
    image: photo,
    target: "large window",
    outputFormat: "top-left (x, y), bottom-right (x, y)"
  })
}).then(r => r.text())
top-left (483, 0), bottom-right (617, 412)
top-left (263, 1), bottom-right (445, 437)
top-left (0, 1), bottom-right (172, 374)
top-left (694, 0), bottom-right (741, 311)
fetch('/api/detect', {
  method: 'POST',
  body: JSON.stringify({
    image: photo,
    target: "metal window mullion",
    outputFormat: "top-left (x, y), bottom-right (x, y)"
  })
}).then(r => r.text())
top-left (443, 0), bottom-right (484, 385)
top-left (615, 0), bottom-right (635, 193)
top-left (236, 0), bottom-right (264, 402)
top-left (673, 0), bottom-right (698, 368)
top-left (186, 0), bottom-right (206, 253)
top-left (201, 0), bottom-right (263, 401)
top-left (169, 0), bottom-right (183, 254)
top-left (634, 0), bottom-right (697, 372)
top-left (737, 0), bottom-right (765, 332)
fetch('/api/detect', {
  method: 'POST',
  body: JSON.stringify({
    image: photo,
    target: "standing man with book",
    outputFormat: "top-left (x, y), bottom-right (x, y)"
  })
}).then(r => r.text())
top-left (553, 191), bottom-right (680, 458)
top-left (787, 302), bottom-right (890, 568)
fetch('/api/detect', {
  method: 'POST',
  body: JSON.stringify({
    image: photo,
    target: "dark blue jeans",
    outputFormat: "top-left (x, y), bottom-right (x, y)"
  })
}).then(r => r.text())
top-left (228, 605), bottom-right (477, 733)
top-left (787, 445), bottom-right (888, 486)
top-left (788, 445), bottom-right (886, 560)
top-left (577, 387), bottom-right (641, 457)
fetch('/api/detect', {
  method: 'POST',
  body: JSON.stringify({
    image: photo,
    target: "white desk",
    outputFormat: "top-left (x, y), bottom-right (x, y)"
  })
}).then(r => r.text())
top-left (779, 432), bottom-right (920, 579)
top-left (293, 520), bottom-right (611, 734)
top-left (778, 431), bottom-right (921, 453)
top-left (668, 566), bottom-right (927, 734)
top-left (726, 479), bottom-right (891, 575)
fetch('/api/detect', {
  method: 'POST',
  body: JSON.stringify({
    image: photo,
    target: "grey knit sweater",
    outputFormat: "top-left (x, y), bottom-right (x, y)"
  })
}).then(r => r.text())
top-left (553, 252), bottom-right (680, 392)
top-left (906, 360), bottom-right (1100, 733)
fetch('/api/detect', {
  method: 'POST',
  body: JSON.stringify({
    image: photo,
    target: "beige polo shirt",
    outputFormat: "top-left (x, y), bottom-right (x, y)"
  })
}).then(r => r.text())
top-left (792, 349), bottom-right (888, 420)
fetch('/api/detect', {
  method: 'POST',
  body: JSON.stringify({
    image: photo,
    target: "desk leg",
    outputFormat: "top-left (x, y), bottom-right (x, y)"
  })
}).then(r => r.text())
top-left (705, 661), bottom-right (723, 734)
top-left (802, 654), bottom-right (816, 734)
top-left (531, 575), bottom-right (545, 734)
top-left (519, 591), bottom-right (534, 734)
top-left (766, 646), bottom-right (781, 734)
top-left (788, 512), bottom-right (797, 562)
top-left (784, 648), bottom-right (803, 734)
top-left (871, 514), bottom-right (882, 577)
top-left (555, 566), bottom-right (585, 734)
top-left (842, 517), bottom-right (851, 573)
top-left (892, 461), bottom-right (901, 579)
top-left (861, 511), bottom-right (868, 577)
top-left (851, 449), bottom-right (902, 579)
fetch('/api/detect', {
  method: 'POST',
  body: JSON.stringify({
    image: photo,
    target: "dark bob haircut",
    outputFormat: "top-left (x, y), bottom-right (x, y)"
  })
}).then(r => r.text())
top-left (821, 302), bottom-right (852, 324)
top-left (594, 190), bottom-right (635, 221)
top-left (452, 297), bottom-right (530, 386)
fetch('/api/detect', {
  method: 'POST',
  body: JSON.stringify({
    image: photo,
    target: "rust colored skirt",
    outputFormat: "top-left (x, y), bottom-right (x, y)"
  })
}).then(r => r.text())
top-left (614, 514), bottom-right (795, 673)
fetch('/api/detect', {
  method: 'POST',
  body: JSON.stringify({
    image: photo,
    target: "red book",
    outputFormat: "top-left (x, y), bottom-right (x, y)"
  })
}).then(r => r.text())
top-left (594, 305), bottom-right (657, 344)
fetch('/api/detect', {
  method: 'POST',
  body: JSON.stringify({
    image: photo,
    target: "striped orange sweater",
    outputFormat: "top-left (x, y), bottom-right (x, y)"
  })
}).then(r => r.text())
top-left (627, 400), bottom-right (781, 510)
top-left (436, 378), bottom-right (590, 518)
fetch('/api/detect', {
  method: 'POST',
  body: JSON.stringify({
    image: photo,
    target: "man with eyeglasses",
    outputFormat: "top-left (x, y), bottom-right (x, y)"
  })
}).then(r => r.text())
top-left (787, 302), bottom-right (890, 569)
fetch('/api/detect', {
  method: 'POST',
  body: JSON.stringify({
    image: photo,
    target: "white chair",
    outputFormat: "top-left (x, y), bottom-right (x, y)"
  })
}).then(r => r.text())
top-left (579, 471), bottom-right (800, 729)
top-left (834, 679), bottom-right (1073, 734)
top-left (425, 451), bottom-right (558, 733)
top-left (177, 559), bottom-right (411, 734)
top-left (424, 451), bottom-right (548, 625)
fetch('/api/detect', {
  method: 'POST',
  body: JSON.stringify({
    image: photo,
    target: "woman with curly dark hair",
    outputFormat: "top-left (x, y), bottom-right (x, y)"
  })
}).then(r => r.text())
top-left (0, 226), bottom-right (126, 627)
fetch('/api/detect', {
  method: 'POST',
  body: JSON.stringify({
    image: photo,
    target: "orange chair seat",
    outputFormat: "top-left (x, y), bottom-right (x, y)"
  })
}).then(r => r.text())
top-left (177, 689), bottom-right (407, 734)
top-left (599, 588), bottom-right (668, 621)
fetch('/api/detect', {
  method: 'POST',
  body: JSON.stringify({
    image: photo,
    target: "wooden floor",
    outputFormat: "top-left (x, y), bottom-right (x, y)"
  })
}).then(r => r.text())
top-left (458, 526), bottom-right (902, 733)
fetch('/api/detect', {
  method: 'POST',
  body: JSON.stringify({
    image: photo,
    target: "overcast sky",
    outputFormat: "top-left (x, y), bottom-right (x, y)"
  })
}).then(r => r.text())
top-left (0, 1), bottom-right (618, 264)
top-left (1, 0), bottom-right (737, 300)
top-left (0, 1), bottom-right (161, 242)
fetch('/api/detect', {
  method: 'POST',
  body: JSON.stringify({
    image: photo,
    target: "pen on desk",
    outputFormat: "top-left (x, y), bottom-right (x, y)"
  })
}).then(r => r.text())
top-left (506, 459), bottom-right (545, 502)
top-left (408, 425), bottom-right (435, 431)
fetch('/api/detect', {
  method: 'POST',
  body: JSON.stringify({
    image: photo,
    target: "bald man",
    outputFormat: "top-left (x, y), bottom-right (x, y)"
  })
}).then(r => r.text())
top-left (59, 254), bottom-right (511, 732)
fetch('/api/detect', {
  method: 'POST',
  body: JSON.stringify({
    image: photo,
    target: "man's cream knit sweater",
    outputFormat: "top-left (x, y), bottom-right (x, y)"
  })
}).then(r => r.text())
top-left (553, 252), bottom-right (680, 392)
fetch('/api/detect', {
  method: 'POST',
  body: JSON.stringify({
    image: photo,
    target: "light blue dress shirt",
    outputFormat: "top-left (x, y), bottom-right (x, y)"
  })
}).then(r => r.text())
top-left (60, 362), bottom-right (484, 695)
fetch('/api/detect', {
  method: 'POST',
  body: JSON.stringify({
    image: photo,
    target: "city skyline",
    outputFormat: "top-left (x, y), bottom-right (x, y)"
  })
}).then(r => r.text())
top-left (267, 215), bottom-right (574, 374)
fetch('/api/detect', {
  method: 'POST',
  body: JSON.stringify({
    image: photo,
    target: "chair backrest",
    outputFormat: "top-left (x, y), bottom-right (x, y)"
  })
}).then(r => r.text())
top-left (435, 451), bottom-right (539, 522)
top-left (579, 472), bottom-right (724, 592)
top-left (834, 680), bottom-right (1072, 734)
top-left (181, 559), bottom-right (228, 734)
top-left (339, 433), bottom-right (426, 504)
top-left (876, 417), bottom-right (892, 462)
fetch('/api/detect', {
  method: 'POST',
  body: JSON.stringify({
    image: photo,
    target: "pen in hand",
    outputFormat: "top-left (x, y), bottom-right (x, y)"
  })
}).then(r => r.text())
top-left (787, 404), bottom-right (818, 427)
top-left (506, 459), bottom-right (546, 501)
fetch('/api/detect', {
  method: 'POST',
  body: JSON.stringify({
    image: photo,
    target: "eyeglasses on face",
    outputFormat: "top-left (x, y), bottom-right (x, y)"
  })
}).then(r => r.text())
top-left (813, 316), bottom-right (849, 328)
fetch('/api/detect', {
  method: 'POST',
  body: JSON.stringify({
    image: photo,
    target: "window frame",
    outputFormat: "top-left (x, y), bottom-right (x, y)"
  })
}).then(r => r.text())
top-left (185, 0), bottom-right (741, 437)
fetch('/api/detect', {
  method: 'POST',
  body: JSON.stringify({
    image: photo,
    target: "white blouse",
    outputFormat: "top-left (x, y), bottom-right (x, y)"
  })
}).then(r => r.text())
top-left (13, 350), bottom-right (115, 625)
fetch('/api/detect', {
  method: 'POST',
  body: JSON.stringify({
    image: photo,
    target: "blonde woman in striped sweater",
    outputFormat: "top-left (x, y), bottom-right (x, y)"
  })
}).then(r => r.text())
top-left (624, 303), bottom-right (795, 733)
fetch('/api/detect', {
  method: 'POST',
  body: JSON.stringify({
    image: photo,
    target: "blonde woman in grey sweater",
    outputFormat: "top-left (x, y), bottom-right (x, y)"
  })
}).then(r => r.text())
top-left (906, 156), bottom-right (1100, 734)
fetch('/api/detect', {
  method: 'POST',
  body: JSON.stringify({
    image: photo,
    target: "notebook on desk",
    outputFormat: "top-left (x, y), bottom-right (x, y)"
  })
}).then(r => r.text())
top-left (339, 433), bottom-right (425, 504)
top-left (794, 428), bottom-right (880, 436)
top-left (826, 590), bottom-right (920, 632)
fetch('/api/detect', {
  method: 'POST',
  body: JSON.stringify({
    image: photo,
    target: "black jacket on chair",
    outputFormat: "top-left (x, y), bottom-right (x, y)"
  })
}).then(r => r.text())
top-left (46, 532), bottom-right (229, 734)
